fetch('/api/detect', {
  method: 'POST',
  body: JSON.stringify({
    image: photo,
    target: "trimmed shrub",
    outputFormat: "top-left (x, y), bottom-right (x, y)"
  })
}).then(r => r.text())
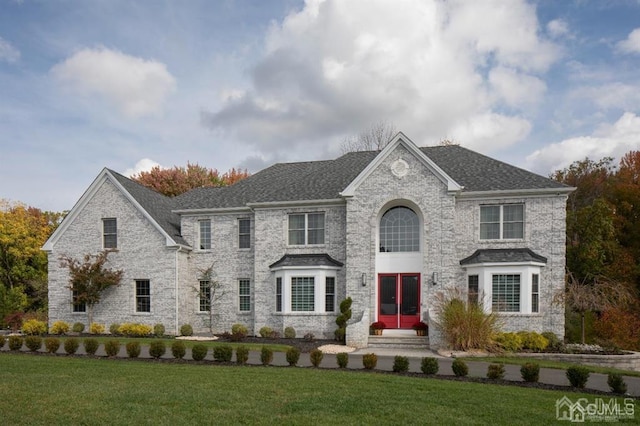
top-left (336, 352), bottom-right (349, 368)
top-left (310, 349), bottom-right (323, 367)
top-left (286, 347), bottom-right (300, 366)
top-left (21, 319), bottom-right (47, 336)
top-left (64, 337), bottom-right (79, 355)
top-left (118, 323), bottom-right (153, 337)
top-left (334, 297), bottom-right (352, 342)
top-left (518, 331), bottom-right (549, 352)
top-left (0, 334), bottom-right (5, 349)
top-left (104, 340), bottom-right (120, 357)
top-left (421, 357), bottom-right (439, 375)
top-left (494, 332), bottom-right (523, 352)
top-left (362, 353), bottom-right (377, 370)
top-left (8, 335), bottom-right (23, 351)
top-left (284, 326), bottom-right (296, 339)
top-left (520, 363), bottom-right (540, 383)
top-left (231, 323), bottom-right (248, 341)
top-left (213, 344), bottom-right (233, 362)
top-left (259, 326), bottom-right (274, 338)
top-left (90, 323), bottom-right (105, 335)
top-left (260, 346), bottom-right (273, 366)
top-left (109, 323), bottom-right (121, 335)
top-left (171, 341), bottom-right (186, 359)
top-left (487, 363), bottom-right (505, 380)
top-left (191, 344), bottom-right (208, 361)
top-left (83, 338), bottom-right (99, 355)
top-left (25, 335), bottom-right (42, 351)
top-left (149, 340), bottom-right (166, 359)
top-left (154, 323), bottom-right (165, 337)
top-left (607, 373), bottom-right (628, 394)
top-left (566, 366), bottom-right (590, 389)
top-left (126, 341), bottom-right (141, 358)
top-left (541, 331), bottom-right (562, 351)
top-left (72, 322), bottom-right (85, 333)
top-left (452, 358), bottom-right (469, 377)
top-left (235, 345), bottom-right (249, 365)
top-left (180, 324), bottom-right (193, 336)
top-left (50, 320), bottom-right (70, 335)
top-left (392, 356), bottom-right (410, 373)
top-left (44, 337), bottom-right (60, 353)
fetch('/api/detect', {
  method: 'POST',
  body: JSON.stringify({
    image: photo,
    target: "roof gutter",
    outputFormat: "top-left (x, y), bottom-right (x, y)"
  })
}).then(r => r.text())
top-left (456, 187), bottom-right (575, 200)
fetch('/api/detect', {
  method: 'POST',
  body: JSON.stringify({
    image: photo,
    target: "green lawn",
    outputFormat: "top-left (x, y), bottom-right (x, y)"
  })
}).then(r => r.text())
top-left (461, 356), bottom-right (640, 377)
top-left (1, 353), bottom-right (635, 425)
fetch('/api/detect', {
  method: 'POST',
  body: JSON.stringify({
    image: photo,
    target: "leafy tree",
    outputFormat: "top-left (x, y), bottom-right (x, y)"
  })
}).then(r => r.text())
top-left (340, 121), bottom-right (397, 154)
top-left (132, 163), bottom-right (249, 197)
top-left (0, 285), bottom-right (28, 328)
top-left (59, 250), bottom-right (123, 328)
top-left (196, 264), bottom-right (227, 334)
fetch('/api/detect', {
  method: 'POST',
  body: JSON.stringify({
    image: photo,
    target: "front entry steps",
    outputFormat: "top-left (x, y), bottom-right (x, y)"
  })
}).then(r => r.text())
top-left (368, 329), bottom-right (429, 349)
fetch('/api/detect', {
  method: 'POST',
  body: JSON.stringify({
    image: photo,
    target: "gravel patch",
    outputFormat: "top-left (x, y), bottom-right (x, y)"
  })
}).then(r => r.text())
top-left (176, 336), bottom-right (219, 341)
top-left (317, 344), bottom-right (356, 354)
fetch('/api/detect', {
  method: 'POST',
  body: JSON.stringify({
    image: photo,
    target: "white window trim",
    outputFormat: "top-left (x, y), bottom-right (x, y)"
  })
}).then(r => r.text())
top-left (479, 204), bottom-right (525, 240)
top-left (197, 219), bottom-right (212, 251)
top-left (287, 212), bottom-right (326, 246)
top-left (238, 278), bottom-right (251, 312)
top-left (272, 266), bottom-right (338, 314)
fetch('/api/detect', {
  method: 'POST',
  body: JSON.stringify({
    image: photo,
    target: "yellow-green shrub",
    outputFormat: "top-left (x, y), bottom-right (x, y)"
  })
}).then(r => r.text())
top-left (117, 323), bottom-right (153, 337)
top-left (21, 319), bottom-right (47, 336)
top-left (50, 321), bottom-right (70, 335)
top-left (494, 332), bottom-right (523, 352)
top-left (517, 331), bottom-right (549, 352)
top-left (90, 323), bottom-right (105, 334)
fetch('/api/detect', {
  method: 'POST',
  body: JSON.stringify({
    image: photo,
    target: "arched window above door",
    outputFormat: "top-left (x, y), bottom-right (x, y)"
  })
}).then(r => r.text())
top-left (379, 206), bottom-right (420, 252)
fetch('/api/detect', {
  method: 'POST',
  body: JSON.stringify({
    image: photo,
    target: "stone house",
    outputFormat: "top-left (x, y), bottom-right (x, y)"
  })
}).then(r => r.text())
top-left (43, 133), bottom-right (573, 348)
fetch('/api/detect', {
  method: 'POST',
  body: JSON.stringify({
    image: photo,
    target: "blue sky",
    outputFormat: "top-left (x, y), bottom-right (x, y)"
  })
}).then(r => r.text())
top-left (2, 0), bottom-right (640, 212)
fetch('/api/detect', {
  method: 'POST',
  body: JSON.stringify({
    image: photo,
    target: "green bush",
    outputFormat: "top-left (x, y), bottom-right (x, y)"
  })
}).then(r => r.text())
top-left (213, 345), bottom-right (233, 362)
top-left (231, 323), bottom-right (248, 341)
top-left (518, 331), bottom-right (549, 352)
top-left (191, 344), bottom-right (207, 361)
top-left (362, 353), bottom-right (377, 370)
top-left (22, 319), bottom-right (47, 336)
top-left (104, 340), bottom-right (120, 357)
top-left (118, 323), bottom-right (153, 337)
top-left (72, 322), bottom-right (85, 333)
top-left (541, 331), bottom-right (562, 351)
top-left (50, 320), bottom-right (70, 335)
top-left (83, 338), bottom-right (100, 355)
top-left (566, 366), bottom-right (590, 388)
top-left (0, 334), bottom-right (5, 349)
top-left (260, 346), bottom-right (273, 366)
top-left (25, 335), bottom-right (42, 351)
top-left (310, 349), bottom-right (323, 367)
top-left (8, 335), bottom-right (23, 351)
top-left (520, 363), bottom-right (540, 383)
top-left (336, 352), bottom-right (349, 368)
top-left (607, 373), bottom-right (628, 394)
top-left (109, 323), bottom-right (121, 335)
top-left (392, 356), bottom-right (409, 373)
top-left (451, 358), bottom-right (468, 377)
top-left (149, 340), bottom-right (166, 359)
top-left (171, 341), bottom-right (186, 359)
top-left (286, 347), bottom-right (300, 366)
top-left (421, 357), bottom-right (439, 375)
top-left (126, 341), bottom-right (140, 358)
top-left (437, 294), bottom-right (499, 351)
top-left (487, 363), bottom-right (505, 380)
top-left (334, 297), bottom-right (352, 343)
top-left (64, 337), bottom-right (79, 355)
top-left (235, 345), bottom-right (249, 365)
top-left (44, 337), bottom-right (60, 353)
top-left (154, 323), bottom-right (165, 337)
top-left (494, 332), bottom-right (523, 352)
top-left (259, 326), bottom-right (274, 338)
top-left (284, 326), bottom-right (296, 339)
top-left (180, 324), bottom-right (193, 336)
top-left (89, 323), bottom-right (105, 335)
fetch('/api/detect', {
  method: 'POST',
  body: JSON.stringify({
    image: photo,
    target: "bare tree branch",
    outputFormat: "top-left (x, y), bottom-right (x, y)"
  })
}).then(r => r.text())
top-left (340, 121), bottom-right (397, 154)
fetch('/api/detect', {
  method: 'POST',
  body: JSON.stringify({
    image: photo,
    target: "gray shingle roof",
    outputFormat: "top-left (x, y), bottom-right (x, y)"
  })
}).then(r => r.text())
top-left (108, 169), bottom-right (188, 246)
top-left (269, 253), bottom-right (344, 269)
top-left (460, 248), bottom-right (547, 265)
top-left (175, 145), bottom-right (568, 210)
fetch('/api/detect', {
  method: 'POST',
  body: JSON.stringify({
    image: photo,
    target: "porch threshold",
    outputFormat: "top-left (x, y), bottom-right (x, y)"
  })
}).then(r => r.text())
top-left (368, 329), bottom-right (429, 350)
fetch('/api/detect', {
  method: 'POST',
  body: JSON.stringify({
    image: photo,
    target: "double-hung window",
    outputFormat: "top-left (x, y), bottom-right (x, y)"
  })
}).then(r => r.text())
top-left (480, 204), bottom-right (524, 240)
top-left (492, 274), bottom-right (520, 313)
top-left (291, 277), bottom-right (315, 311)
top-left (103, 218), bottom-right (117, 248)
top-left (468, 275), bottom-right (479, 305)
top-left (325, 277), bottom-right (335, 312)
top-left (72, 289), bottom-right (86, 313)
top-left (276, 277), bottom-right (282, 312)
top-left (199, 219), bottom-right (211, 250)
top-left (135, 280), bottom-right (151, 313)
top-left (238, 219), bottom-right (251, 249)
top-left (531, 274), bottom-right (539, 313)
top-left (288, 213), bottom-right (325, 245)
top-left (199, 280), bottom-right (211, 312)
top-left (239, 279), bottom-right (251, 311)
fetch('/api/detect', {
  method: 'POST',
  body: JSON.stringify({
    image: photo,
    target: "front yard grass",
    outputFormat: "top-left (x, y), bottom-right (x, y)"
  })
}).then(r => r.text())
top-left (1, 353), bottom-right (634, 425)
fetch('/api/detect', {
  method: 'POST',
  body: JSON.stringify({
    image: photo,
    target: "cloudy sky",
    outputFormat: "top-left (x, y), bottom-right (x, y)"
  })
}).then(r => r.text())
top-left (2, 0), bottom-right (640, 212)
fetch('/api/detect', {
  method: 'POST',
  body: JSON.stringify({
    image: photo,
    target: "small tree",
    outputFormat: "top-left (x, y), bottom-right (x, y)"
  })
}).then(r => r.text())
top-left (60, 250), bottom-right (123, 329)
top-left (340, 121), bottom-right (397, 154)
top-left (195, 264), bottom-right (227, 334)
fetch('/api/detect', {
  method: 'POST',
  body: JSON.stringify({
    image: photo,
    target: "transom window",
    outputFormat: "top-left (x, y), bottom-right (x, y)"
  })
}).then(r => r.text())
top-left (480, 204), bottom-right (524, 240)
top-left (238, 219), bottom-right (251, 249)
top-left (199, 220), bottom-right (211, 250)
top-left (288, 213), bottom-right (325, 245)
top-left (103, 218), bottom-right (117, 249)
top-left (239, 279), bottom-right (251, 311)
top-left (199, 280), bottom-right (211, 312)
top-left (135, 280), bottom-right (151, 313)
top-left (492, 274), bottom-right (520, 313)
top-left (379, 206), bottom-right (419, 252)
top-left (291, 277), bottom-right (315, 311)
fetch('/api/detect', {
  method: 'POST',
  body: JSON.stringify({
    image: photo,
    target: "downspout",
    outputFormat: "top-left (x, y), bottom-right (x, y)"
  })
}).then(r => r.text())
top-left (175, 248), bottom-right (180, 336)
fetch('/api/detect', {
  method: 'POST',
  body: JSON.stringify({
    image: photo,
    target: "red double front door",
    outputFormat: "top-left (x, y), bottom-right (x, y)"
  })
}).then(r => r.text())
top-left (378, 273), bottom-right (420, 329)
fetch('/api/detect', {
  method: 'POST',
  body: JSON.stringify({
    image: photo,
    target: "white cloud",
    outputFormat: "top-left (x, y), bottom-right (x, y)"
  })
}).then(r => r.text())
top-left (51, 47), bottom-right (176, 118)
top-left (547, 19), bottom-right (570, 39)
top-left (525, 112), bottom-right (640, 174)
top-left (202, 0), bottom-right (559, 158)
top-left (572, 82), bottom-right (640, 111)
top-left (617, 28), bottom-right (640, 54)
top-left (123, 158), bottom-right (162, 177)
top-left (0, 36), bottom-right (20, 63)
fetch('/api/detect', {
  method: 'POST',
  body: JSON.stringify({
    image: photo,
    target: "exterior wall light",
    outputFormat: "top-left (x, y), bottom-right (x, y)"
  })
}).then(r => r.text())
top-left (432, 272), bottom-right (438, 285)
top-left (361, 273), bottom-right (367, 287)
